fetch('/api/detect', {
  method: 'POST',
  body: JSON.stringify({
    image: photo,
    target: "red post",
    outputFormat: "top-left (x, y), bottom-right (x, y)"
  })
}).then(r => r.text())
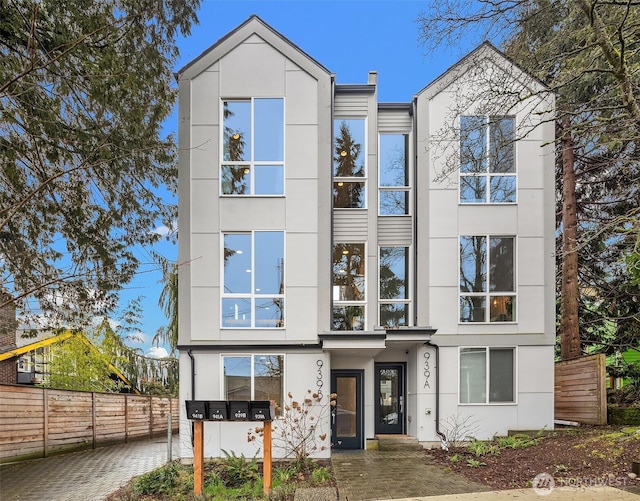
top-left (263, 420), bottom-right (272, 494)
top-left (194, 421), bottom-right (204, 495)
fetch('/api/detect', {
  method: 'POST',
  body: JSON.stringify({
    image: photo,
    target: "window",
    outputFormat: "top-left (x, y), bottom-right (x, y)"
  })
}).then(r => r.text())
top-left (221, 98), bottom-right (284, 195)
top-left (379, 134), bottom-right (409, 215)
top-left (460, 347), bottom-right (515, 403)
top-left (460, 116), bottom-right (515, 203)
top-left (333, 119), bottom-right (366, 208)
top-left (223, 355), bottom-right (283, 416)
top-left (460, 236), bottom-right (515, 322)
top-left (222, 231), bottom-right (284, 328)
top-left (332, 243), bottom-right (365, 330)
top-left (379, 247), bottom-right (409, 327)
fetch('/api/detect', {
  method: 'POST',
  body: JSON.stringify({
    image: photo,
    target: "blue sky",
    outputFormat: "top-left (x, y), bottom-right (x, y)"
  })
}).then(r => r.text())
top-left (125, 0), bottom-right (479, 357)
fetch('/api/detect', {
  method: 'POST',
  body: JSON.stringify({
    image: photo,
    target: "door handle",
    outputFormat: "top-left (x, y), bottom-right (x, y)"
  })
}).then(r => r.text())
top-left (399, 395), bottom-right (404, 414)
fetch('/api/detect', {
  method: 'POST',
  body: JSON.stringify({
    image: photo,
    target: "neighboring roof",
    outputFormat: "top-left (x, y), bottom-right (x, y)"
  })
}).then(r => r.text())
top-left (176, 15), bottom-right (332, 81)
top-left (416, 41), bottom-right (549, 100)
top-left (0, 331), bottom-right (140, 394)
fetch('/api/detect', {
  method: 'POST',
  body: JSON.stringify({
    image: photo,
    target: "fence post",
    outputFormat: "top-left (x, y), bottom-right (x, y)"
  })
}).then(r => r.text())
top-left (43, 388), bottom-right (48, 458)
top-left (167, 413), bottom-right (172, 463)
top-left (92, 392), bottom-right (97, 449)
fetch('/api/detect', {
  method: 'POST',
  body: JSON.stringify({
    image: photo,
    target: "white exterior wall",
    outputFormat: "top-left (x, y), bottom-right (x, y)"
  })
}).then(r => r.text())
top-left (179, 351), bottom-right (331, 459)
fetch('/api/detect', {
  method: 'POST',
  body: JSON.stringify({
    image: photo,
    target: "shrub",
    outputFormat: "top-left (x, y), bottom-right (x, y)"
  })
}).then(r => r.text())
top-left (219, 450), bottom-right (260, 488)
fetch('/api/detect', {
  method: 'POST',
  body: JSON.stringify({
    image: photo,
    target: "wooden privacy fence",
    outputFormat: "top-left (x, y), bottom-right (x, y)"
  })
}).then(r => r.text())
top-left (555, 353), bottom-right (607, 425)
top-left (0, 384), bottom-right (179, 463)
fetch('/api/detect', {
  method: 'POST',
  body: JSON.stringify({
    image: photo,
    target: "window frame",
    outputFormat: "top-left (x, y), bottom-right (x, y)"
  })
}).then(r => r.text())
top-left (221, 354), bottom-right (285, 416)
top-left (221, 230), bottom-right (285, 329)
top-left (459, 115), bottom-right (516, 204)
top-left (458, 346), bottom-right (517, 405)
top-left (378, 133), bottom-right (410, 216)
top-left (378, 245), bottom-right (411, 328)
top-left (332, 242), bottom-right (366, 330)
top-left (459, 235), bottom-right (516, 324)
top-left (333, 118), bottom-right (367, 209)
top-left (220, 98), bottom-right (285, 197)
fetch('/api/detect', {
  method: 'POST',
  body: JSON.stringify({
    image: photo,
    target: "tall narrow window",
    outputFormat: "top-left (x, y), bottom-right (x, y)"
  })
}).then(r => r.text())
top-left (379, 247), bottom-right (409, 327)
top-left (379, 134), bottom-right (409, 215)
top-left (223, 355), bottom-right (283, 415)
top-left (460, 347), bottom-right (515, 404)
top-left (332, 243), bottom-right (365, 330)
top-left (460, 116), bottom-right (515, 203)
top-left (222, 231), bottom-right (284, 328)
top-left (333, 119), bottom-right (366, 208)
top-left (460, 236), bottom-right (515, 322)
top-left (222, 98), bottom-right (284, 195)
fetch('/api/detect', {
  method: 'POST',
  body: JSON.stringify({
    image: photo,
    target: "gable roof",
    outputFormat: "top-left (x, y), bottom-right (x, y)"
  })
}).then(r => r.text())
top-left (416, 41), bottom-right (549, 100)
top-left (176, 15), bottom-right (332, 81)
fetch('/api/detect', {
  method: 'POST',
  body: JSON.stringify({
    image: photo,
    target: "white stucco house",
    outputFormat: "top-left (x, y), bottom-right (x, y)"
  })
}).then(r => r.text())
top-left (176, 16), bottom-right (555, 459)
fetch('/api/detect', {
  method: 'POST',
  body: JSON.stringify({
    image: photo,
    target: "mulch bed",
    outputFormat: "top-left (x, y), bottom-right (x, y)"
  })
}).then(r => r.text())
top-left (427, 426), bottom-right (640, 492)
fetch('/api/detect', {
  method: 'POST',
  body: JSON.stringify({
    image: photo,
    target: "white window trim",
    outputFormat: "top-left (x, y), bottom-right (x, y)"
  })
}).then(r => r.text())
top-left (459, 115), bottom-right (517, 205)
top-left (458, 346), bottom-right (518, 405)
top-left (220, 97), bottom-right (286, 197)
top-left (220, 353), bottom-right (285, 414)
top-left (378, 245), bottom-right (412, 328)
top-left (220, 230), bottom-right (285, 329)
top-left (333, 117), bottom-right (368, 210)
top-left (458, 235), bottom-right (517, 324)
top-left (378, 132), bottom-right (411, 216)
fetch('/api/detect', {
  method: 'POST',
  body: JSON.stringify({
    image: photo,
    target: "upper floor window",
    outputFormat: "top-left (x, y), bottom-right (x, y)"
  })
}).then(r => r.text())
top-left (460, 347), bottom-right (515, 404)
top-left (223, 354), bottom-right (283, 416)
top-left (333, 119), bottom-right (366, 208)
top-left (379, 246), bottom-right (409, 327)
top-left (460, 236), bottom-right (515, 323)
top-left (379, 134), bottom-right (409, 215)
top-left (222, 231), bottom-right (284, 328)
top-left (332, 243), bottom-right (365, 330)
top-left (460, 116), bottom-right (515, 203)
top-left (221, 98), bottom-right (284, 195)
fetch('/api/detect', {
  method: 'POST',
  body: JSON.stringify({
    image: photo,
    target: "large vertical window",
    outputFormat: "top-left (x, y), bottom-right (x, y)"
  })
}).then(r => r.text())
top-left (379, 247), bottom-right (409, 327)
top-left (379, 134), bottom-right (409, 215)
top-left (223, 355), bottom-right (283, 415)
top-left (460, 116), bottom-right (515, 203)
top-left (460, 236), bottom-right (515, 323)
top-left (332, 243), bottom-right (365, 330)
top-left (222, 231), bottom-right (284, 328)
top-left (222, 98), bottom-right (284, 195)
top-left (333, 119), bottom-right (366, 208)
top-left (460, 347), bottom-right (515, 404)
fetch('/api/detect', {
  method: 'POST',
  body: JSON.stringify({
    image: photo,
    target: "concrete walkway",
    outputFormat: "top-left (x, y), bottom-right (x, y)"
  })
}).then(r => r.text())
top-left (0, 436), bottom-right (178, 501)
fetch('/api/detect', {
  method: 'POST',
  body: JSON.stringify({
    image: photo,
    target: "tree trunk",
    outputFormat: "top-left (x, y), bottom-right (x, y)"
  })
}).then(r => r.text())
top-left (560, 117), bottom-right (581, 360)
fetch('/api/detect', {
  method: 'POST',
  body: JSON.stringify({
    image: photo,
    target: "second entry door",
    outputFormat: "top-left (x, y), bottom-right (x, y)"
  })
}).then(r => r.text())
top-left (375, 363), bottom-right (405, 435)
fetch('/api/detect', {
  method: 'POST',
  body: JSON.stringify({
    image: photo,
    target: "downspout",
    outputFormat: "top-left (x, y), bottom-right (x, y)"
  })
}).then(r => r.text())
top-left (188, 349), bottom-right (195, 447)
top-left (425, 340), bottom-right (447, 448)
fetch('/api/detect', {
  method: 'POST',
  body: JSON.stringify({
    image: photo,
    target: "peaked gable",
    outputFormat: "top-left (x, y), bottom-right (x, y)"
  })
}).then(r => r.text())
top-left (177, 15), bottom-right (331, 82)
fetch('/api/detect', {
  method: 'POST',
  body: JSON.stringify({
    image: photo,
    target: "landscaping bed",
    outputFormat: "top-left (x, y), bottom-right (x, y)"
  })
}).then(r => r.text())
top-left (428, 425), bottom-right (640, 493)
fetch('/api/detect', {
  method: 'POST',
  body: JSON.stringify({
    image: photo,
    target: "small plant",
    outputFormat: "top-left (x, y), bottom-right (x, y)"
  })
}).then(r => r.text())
top-left (132, 461), bottom-right (183, 495)
top-left (554, 464), bottom-right (570, 475)
top-left (219, 450), bottom-right (260, 488)
top-left (311, 466), bottom-right (332, 485)
top-left (439, 414), bottom-right (480, 449)
top-left (273, 465), bottom-right (295, 483)
top-left (466, 438), bottom-right (500, 457)
top-left (249, 390), bottom-right (334, 463)
top-left (466, 458), bottom-right (486, 468)
top-left (496, 434), bottom-right (539, 449)
top-left (449, 453), bottom-right (461, 463)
